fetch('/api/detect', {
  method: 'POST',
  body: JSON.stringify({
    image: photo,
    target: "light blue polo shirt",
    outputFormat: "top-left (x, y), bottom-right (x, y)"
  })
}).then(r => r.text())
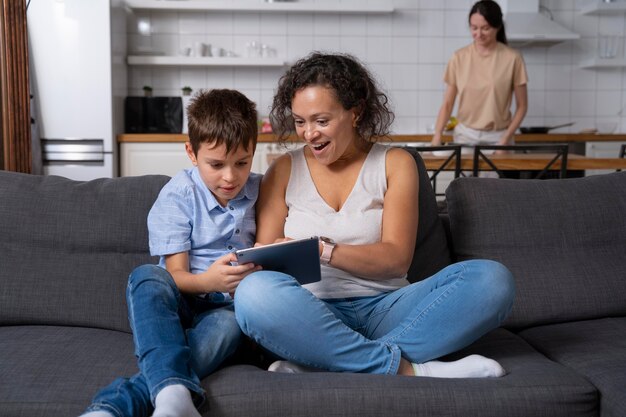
top-left (147, 167), bottom-right (261, 277)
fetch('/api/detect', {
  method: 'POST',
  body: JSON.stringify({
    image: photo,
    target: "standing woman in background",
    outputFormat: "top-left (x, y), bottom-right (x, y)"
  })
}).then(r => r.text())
top-left (431, 0), bottom-right (528, 149)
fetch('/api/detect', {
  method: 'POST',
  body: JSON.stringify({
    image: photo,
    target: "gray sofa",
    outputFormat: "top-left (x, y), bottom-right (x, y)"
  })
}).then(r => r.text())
top-left (1, 153), bottom-right (625, 417)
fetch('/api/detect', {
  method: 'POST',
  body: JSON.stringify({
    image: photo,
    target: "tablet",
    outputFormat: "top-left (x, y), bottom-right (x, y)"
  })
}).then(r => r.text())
top-left (235, 237), bottom-right (321, 285)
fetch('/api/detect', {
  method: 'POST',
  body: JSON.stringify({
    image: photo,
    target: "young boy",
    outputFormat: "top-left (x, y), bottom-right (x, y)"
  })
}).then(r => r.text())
top-left (81, 89), bottom-right (262, 417)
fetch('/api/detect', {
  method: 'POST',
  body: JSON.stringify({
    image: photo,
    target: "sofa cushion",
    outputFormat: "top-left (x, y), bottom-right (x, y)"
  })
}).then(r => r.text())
top-left (0, 325), bottom-right (137, 417)
top-left (400, 147), bottom-right (452, 282)
top-left (520, 317), bottom-right (626, 417)
top-left (200, 329), bottom-right (597, 417)
top-left (445, 173), bottom-right (626, 329)
top-left (0, 171), bottom-right (170, 332)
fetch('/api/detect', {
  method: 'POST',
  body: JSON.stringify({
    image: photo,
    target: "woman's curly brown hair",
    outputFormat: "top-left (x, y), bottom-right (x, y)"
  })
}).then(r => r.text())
top-left (269, 52), bottom-right (394, 143)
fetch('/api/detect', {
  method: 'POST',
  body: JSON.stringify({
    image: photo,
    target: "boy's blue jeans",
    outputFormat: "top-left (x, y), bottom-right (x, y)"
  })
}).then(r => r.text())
top-left (235, 259), bottom-right (515, 374)
top-left (84, 265), bottom-right (242, 417)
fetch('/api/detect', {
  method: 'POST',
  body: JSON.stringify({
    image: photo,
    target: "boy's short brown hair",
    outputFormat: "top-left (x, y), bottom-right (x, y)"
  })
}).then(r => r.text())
top-left (186, 89), bottom-right (258, 155)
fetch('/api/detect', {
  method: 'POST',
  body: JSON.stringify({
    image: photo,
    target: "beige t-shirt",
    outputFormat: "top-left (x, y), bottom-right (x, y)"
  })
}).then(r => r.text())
top-left (444, 42), bottom-right (528, 131)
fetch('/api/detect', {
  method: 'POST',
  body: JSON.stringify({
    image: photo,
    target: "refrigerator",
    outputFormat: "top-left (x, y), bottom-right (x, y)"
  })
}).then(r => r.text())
top-left (27, 0), bottom-right (125, 180)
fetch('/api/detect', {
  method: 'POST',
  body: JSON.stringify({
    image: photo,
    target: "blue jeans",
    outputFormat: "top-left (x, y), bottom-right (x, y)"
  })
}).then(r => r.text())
top-left (234, 259), bottom-right (514, 374)
top-left (84, 265), bottom-right (242, 417)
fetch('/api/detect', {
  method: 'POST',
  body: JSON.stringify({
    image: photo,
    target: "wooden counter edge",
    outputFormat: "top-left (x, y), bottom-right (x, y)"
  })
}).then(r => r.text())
top-left (117, 133), bottom-right (626, 143)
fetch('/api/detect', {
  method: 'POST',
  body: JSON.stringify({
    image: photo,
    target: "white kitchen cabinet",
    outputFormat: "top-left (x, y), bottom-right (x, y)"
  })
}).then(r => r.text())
top-left (120, 142), bottom-right (191, 177)
top-left (119, 142), bottom-right (302, 177)
top-left (585, 141), bottom-right (624, 176)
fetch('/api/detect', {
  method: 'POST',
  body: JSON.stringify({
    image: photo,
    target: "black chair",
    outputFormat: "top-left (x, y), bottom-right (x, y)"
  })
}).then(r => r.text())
top-left (618, 144), bottom-right (625, 172)
top-left (403, 145), bottom-right (463, 198)
top-left (472, 144), bottom-right (569, 179)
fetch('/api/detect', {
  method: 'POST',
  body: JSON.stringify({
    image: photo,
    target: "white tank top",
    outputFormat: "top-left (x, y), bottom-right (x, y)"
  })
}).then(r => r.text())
top-left (284, 143), bottom-right (409, 299)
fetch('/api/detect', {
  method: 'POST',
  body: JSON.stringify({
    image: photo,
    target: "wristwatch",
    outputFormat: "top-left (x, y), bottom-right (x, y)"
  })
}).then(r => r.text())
top-left (319, 236), bottom-right (336, 265)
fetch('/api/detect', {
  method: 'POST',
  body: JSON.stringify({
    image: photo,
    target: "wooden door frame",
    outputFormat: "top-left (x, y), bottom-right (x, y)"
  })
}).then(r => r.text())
top-left (0, 0), bottom-right (31, 173)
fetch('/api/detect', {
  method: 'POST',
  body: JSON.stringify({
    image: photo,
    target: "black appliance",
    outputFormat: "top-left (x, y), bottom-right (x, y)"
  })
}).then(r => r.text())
top-left (124, 96), bottom-right (183, 133)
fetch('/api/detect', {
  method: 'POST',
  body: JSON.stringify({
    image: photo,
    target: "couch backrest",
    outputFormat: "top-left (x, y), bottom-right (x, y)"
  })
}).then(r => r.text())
top-left (0, 171), bottom-right (170, 333)
top-left (400, 147), bottom-right (452, 283)
top-left (446, 172), bottom-right (626, 329)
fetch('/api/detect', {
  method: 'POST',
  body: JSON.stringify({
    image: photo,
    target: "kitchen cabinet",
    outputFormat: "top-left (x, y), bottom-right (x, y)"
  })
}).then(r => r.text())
top-left (119, 142), bottom-right (302, 176)
top-left (585, 141), bottom-right (623, 176)
top-left (120, 142), bottom-right (191, 177)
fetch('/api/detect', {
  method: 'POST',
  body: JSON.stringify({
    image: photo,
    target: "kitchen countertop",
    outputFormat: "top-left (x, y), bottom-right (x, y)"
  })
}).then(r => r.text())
top-left (117, 133), bottom-right (626, 143)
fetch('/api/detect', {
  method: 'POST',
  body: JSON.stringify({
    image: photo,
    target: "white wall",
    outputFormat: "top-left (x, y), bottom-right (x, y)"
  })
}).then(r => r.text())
top-left (125, 0), bottom-right (626, 135)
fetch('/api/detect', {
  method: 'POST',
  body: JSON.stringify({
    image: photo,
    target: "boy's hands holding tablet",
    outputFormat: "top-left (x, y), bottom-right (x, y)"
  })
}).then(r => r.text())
top-left (164, 251), bottom-right (261, 296)
top-left (207, 252), bottom-right (262, 294)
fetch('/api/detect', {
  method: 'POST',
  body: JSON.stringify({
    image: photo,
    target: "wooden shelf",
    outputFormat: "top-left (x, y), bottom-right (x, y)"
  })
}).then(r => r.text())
top-left (579, 57), bottom-right (626, 69)
top-left (125, 0), bottom-right (394, 14)
top-left (580, 1), bottom-right (626, 15)
top-left (127, 55), bottom-right (287, 67)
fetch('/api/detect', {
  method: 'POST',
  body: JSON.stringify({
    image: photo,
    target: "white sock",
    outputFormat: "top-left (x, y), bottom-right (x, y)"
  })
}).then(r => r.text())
top-left (412, 354), bottom-right (506, 378)
top-left (80, 412), bottom-right (114, 417)
top-left (268, 360), bottom-right (322, 373)
top-left (152, 384), bottom-right (200, 417)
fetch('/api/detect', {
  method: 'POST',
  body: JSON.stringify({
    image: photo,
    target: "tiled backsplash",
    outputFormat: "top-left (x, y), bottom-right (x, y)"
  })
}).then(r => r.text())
top-left (126, 0), bottom-right (626, 134)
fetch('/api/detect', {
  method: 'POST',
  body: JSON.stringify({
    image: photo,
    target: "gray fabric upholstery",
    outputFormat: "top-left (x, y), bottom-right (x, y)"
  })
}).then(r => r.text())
top-left (2, 169), bottom-right (623, 417)
top-left (201, 329), bottom-right (597, 417)
top-left (0, 171), bottom-right (170, 332)
top-left (399, 147), bottom-right (452, 282)
top-left (445, 172), bottom-right (626, 329)
top-left (0, 325), bottom-right (137, 417)
top-left (520, 317), bottom-right (626, 417)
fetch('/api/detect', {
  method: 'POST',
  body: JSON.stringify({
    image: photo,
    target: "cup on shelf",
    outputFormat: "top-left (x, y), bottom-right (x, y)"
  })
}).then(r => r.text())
top-left (246, 41), bottom-right (261, 58)
top-left (260, 44), bottom-right (277, 58)
top-left (598, 35), bottom-right (620, 59)
top-left (210, 45), bottom-right (225, 57)
top-left (193, 42), bottom-right (208, 57)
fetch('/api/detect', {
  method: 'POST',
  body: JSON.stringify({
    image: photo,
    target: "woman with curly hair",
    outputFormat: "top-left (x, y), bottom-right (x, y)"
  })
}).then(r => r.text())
top-left (234, 52), bottom-right (515, 378)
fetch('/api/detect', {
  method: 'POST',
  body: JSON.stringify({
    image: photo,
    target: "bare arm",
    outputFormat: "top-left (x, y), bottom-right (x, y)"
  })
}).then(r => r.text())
top-left (499, 83), bottom-right (528, 145)
top-left (324, 148), bottom-right (419, 279)
top-left (431, 84), bottom-right (458, 146)
top-left (255, 153), bottom-right (291, 245)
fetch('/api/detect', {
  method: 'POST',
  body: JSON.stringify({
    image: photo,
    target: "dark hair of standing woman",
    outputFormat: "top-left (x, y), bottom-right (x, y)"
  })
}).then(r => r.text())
top-left (269, 52), bottom-right (394, 143)
top-left (469, 0), bottom-right (508, 45)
